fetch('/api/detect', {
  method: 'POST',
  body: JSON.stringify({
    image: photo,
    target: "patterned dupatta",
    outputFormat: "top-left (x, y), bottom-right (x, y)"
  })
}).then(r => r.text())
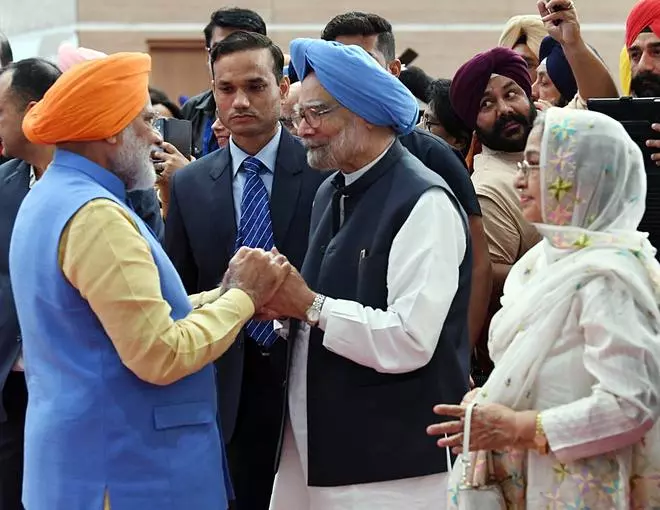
top-left (448, 108), bottom-right (660, 509)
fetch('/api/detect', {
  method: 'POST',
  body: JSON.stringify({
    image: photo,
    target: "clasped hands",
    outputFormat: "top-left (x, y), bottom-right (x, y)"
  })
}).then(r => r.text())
top-left (222, 246), bottom-right (317, 321)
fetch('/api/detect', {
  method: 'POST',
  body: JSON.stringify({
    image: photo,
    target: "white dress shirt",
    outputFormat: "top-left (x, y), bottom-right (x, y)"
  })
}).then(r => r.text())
top-left (229, 125), bottom-right (281, 227)
top-left (269, 143), bottom-right (467, 510)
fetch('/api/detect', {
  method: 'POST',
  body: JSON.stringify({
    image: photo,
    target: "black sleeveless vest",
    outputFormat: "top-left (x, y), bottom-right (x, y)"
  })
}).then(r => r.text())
top-left (299, 141), bottom-right (472, 487)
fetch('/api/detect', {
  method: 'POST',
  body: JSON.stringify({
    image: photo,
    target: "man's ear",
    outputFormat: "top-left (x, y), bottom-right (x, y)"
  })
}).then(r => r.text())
top-left (280, 75), bottom-right (291, 101)
top-left (388, 59), bottom-right (402, 78)
top-left (23, 100), bottom-right (39, 115)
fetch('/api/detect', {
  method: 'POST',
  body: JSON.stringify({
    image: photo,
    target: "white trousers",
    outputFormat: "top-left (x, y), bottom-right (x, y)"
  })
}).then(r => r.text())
top-left (269, 421), bottom-right (449, 510)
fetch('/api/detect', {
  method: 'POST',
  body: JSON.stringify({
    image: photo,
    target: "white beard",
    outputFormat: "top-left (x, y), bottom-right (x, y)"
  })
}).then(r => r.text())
top-left (112, 124), bottom-right (156, 191)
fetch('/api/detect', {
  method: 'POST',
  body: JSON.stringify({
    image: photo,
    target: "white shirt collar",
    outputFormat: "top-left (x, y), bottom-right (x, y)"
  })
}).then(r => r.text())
top-left (343, 138), bottom-right (395, 186)
top-left (28, 166), bottom-right (36, 189)
top-left (230, 124), bottom-right (282, 177)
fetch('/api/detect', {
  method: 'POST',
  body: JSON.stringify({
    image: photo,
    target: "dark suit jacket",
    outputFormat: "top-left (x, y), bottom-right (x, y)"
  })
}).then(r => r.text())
top-left (0, 158), bottom-right (164, 422)
top-left (181, 90), bottom-right (216, 160)
top-left (0, 160), bottom-right (29, 422)
top-left (165, 128), bottom-right (328, 441)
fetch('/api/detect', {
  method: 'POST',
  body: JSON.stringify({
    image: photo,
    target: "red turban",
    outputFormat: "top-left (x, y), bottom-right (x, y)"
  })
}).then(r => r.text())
top-left (450, 48), bottom-right (532, 131)
top-left (23, 52), bottom-right (151, 144)
top-left (626, 0), bottom-right (660, 48)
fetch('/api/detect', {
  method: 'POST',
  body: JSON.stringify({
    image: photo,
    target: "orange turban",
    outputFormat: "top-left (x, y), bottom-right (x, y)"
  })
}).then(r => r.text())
top-left (23, 52), bottom-right (151, 144)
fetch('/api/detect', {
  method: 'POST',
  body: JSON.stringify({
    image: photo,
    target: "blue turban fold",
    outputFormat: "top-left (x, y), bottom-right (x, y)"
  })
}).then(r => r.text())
top-left (538, 36), bottom-right (578, 101)
top-left (289, 38), bottom-right (418, 135)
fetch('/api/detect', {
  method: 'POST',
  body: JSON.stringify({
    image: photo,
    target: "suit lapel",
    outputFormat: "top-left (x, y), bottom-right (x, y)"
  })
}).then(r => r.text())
top-left (208, 150), bottom-right (237, 260)
top-left (270, 130), bottom-right (303, 247)
top-left (2, 161), bottom-right (30, 211)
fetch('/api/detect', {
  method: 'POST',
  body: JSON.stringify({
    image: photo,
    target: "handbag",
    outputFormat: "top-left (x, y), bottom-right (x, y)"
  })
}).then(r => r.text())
top-left (455, 402), bottom-right (507, 510)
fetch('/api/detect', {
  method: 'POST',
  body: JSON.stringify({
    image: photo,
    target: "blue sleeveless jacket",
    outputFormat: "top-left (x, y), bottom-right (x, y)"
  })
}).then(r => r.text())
top-left (9, 150), bottom-right (230, 510)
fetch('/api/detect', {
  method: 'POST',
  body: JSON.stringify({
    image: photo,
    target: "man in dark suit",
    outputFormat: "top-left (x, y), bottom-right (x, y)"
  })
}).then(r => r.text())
top-left (0, 58), bottom-right (164, 510)
top-left (165, 32), bottom-right (327, 510)
top-left (0, 32), bottom-right (13, 166)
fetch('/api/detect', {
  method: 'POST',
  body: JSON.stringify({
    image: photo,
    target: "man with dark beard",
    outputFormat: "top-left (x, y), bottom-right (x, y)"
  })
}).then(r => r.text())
top-left (625, 0), bottom-right (660, 165)
top-left (450, 47), bottom-right (542, 375)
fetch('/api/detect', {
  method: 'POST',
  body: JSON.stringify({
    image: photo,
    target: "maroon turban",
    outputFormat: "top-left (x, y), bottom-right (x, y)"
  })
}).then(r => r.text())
top-left (450, 47), bottom-right (532, 131)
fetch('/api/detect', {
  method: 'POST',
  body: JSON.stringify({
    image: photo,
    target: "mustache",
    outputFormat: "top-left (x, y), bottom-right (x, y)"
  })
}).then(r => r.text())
top-left (493, 113), bottom-right (529, 133)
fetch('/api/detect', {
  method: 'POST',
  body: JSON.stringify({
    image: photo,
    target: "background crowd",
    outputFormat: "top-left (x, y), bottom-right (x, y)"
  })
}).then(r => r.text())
top-left (1, 0), bottom-right (660, 509)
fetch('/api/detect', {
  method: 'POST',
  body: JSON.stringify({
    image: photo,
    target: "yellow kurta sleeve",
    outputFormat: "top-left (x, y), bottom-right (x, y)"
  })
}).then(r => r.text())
top-left (59, 198), bottom-right (254, 386)
top-left (189, 287), bottom-right (226, 309)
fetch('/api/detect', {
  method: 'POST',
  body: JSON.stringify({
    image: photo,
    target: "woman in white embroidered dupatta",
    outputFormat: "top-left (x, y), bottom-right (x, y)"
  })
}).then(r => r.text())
top-left (429, 107), bottom-right (660, 509)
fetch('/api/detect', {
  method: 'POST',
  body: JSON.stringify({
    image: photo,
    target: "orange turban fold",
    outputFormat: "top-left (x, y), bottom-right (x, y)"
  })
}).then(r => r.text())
top-left (23, 52), bottom-right (151, 145)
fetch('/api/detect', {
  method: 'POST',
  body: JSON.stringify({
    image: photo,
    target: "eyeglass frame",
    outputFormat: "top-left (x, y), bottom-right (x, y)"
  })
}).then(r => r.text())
top-left (516, 160), bottom-right (541, 177)
top-left (291, 102), bottom-right (341, 130)
top-left (422, 115), bottom-right (442, 132)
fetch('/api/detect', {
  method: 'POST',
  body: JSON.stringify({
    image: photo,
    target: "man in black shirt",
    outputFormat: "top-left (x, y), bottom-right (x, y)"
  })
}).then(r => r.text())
top-left (322, 12), bottom-right (492, 349)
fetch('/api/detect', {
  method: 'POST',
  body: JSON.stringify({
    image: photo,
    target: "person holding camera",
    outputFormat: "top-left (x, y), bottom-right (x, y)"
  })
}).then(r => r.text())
top-left (625, 0), bottom-right (660, 165)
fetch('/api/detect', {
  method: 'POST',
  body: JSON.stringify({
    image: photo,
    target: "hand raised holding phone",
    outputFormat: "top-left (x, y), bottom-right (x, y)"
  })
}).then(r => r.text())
top-left (538, 0), bottom-right (581, 46)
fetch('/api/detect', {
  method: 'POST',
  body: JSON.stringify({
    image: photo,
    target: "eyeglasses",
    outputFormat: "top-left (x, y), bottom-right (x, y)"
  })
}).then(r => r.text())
top-left (422, 116), bottom-right (442, 132)
top-left (291, 103), bottom-right (340, 130)
top-left (516, 160), bottom-right (541, 177)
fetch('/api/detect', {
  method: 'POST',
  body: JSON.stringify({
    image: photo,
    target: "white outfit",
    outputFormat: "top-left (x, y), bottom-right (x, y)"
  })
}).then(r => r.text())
top-left (270, 144), bottom-right (466, 510)
top-left (448, 107), bottom-right (660, 509)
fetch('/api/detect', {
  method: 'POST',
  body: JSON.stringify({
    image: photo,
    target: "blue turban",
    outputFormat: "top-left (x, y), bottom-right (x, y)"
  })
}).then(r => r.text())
top-left (289, 38), bottom-right (418, 135)
top-left (538, 36), bottom-right (578, 101)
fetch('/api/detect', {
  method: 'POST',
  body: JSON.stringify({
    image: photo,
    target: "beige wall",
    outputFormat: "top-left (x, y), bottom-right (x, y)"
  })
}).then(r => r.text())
top-left (13, 0), bottom-right (639, 101)
top-left (0, 0), bottom-right (76, 59)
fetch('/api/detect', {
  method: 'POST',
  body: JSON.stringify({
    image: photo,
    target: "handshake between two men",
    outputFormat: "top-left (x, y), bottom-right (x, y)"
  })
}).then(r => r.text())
top-left (221, 246), bottom-right (318, 323)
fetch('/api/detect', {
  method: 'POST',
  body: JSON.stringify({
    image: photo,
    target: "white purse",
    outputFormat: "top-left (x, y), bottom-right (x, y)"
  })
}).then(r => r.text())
top-left (456, 402), bottom-right (507, 510)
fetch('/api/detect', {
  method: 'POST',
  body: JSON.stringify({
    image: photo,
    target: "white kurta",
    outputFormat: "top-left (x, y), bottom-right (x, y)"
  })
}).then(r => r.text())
top-left (269, 158), bottom-right (467, 510)
top-left (519, 274), bottom-right (660, 508)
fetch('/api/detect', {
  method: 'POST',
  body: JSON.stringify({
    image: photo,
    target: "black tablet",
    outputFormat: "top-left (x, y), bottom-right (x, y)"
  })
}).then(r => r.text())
top-left (588, 97), bottom-right (660, 257)
top-left (587, 97), bottom-right (660, 169)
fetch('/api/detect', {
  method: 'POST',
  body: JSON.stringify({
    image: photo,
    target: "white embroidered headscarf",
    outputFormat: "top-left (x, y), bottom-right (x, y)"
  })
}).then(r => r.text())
top-left (488, 107), bottom-right (660, 395)
top-left (447, 107), bottom-right (660, 507)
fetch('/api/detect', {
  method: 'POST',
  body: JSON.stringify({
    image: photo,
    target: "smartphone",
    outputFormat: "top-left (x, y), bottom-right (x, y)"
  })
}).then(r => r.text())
top-left (398, 48), bottom-right (419, 67)
top-left (548, 2), bottom-right (571, 25)
top-left (154, 118), bottom-right (193, 159)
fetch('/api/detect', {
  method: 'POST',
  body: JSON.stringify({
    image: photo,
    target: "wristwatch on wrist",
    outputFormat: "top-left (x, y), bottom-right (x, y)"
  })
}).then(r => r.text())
top-left (534, 412), bottom-right (550, 455)
top-left (305, 293), bottom-right (326, 326)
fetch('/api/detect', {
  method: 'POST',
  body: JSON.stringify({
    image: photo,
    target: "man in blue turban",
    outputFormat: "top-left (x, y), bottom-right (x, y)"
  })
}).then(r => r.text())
top-left (264, 37), bottom-right (473, 510)
top-left (534, 36), bottom-right (578, 107)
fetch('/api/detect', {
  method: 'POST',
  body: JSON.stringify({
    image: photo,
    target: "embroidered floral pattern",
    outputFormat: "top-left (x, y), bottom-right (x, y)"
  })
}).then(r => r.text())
top-left (549, 176), bottom-right (574, 202)
top-left (550, 118), bottom-right (578, 141)
top-left (542, 456), bottom-right (624, 509)
top-left (572, 234), bottom-right (592, 249)
top-left (547, 205), bottom-right (573, 226)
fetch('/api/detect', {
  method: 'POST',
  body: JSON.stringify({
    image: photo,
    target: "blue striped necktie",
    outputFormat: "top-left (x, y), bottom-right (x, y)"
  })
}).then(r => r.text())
top-left (236, 157), bottom-right (278, 348)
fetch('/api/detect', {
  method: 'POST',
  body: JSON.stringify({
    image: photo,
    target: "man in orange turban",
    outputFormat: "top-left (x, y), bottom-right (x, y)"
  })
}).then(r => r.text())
top-left (12, 52), bottom-right (291, 510)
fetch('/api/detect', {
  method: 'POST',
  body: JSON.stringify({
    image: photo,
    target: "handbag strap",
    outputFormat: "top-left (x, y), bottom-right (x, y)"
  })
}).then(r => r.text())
top-left (460, 402), bottom-right (477, 487)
